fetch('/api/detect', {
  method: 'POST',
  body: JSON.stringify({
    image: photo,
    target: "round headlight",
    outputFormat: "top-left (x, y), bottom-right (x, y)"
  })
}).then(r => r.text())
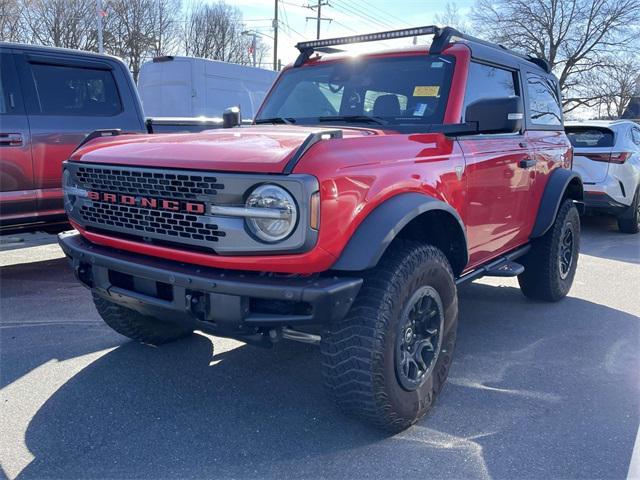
top-left (245, 184), bottom-right (297, 242)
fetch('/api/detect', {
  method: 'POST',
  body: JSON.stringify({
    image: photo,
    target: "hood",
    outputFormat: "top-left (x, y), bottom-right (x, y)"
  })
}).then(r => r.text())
top-left (72, 126), bottom-right (378, 173)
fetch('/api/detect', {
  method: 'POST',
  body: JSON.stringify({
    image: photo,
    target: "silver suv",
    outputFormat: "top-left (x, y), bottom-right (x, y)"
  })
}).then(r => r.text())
top-left (566, 120), bottom-right (640, 233)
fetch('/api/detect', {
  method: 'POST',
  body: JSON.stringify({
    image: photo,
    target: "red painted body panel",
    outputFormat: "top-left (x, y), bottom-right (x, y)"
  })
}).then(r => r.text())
top-left (68, 44), bottom-right (572, 275)
top-left (72, 127), bottom-right (378, 173)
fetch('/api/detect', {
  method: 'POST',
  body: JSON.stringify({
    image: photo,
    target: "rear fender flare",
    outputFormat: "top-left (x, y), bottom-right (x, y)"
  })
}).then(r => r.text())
top-left (531, 168), bottom-right (583, 238)
top-left (331, 193), bottom-right (468, 272)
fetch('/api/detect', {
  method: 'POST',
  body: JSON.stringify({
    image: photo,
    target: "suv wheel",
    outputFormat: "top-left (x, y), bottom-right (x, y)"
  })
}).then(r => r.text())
top-left (93, 294), bottom-right (193, 345)
top-left (617, 188), bottom-right (639, 234)
top-left (321, 240), bottom-right (458, 432)
top-left (518, 199), bottom-right (580, 302)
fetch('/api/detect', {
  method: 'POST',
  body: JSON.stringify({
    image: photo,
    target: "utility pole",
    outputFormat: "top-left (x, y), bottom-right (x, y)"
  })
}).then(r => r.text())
top-left (316, 0), bottom-right (321, 39)
top-left (273, 0), bottom-right (278, 71)
top-left (96, 0), bottom-right (104, 54)
top-left (250, 34), bottom-right (257, 68)
top-left (304, 1), bottom-right (331, 40)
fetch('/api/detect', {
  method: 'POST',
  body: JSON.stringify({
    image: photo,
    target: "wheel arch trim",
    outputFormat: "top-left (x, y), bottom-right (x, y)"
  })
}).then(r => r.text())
top-left (331, 193), bottom-right (468, 273)
top-left (531, 168), bottom-right (583, 238)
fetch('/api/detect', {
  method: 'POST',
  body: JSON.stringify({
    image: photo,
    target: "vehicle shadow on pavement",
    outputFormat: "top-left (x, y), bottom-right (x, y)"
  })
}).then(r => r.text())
top-left (15, 283), bottom-right (639, 479)
top-left (1, 258), bottom-right (122, 390)
top-left (579, 215), bottom-right (640, 264)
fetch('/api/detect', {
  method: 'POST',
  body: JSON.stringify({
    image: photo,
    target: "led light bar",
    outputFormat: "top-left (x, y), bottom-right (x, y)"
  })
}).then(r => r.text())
top-left (295, 26), bottom-right (439, 52)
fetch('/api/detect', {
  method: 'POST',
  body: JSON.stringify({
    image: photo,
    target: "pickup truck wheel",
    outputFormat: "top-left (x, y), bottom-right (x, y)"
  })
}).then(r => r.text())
top-left (617, 188), bottom-right (639, 234)
top-left (93, 294), bottom-right (193, 345)
top-left (321, 241), bottom-right (458, 432)
top-left (518, 199), bottom-right (580, 302)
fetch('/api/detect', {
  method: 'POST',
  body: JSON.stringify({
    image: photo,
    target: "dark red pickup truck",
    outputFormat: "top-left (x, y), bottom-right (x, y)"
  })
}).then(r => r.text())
top-left (59, 27), bottom-right (583, 432)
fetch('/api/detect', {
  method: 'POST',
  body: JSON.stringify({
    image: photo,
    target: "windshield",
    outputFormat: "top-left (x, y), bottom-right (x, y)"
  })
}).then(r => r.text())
top-left (256, 55), bottom-right (455, 127)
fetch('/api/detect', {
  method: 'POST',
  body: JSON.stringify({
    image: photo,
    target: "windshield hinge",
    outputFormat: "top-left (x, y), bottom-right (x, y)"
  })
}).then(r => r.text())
top-left (283, 130), bottom-right (343, 173)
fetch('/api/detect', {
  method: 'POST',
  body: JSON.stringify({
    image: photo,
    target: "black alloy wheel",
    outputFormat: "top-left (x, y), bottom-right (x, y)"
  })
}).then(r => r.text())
top-left (395, 286), bottom-right (444, 391)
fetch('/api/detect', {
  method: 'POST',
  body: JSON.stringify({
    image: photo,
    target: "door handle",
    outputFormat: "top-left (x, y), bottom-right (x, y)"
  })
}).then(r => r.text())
top-left (0, 133), bottom-right (23, 146)
top-left (519, 158), bottom-right (536, 169)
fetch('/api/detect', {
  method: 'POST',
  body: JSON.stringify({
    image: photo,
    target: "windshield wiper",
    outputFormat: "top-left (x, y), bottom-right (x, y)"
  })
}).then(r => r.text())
top-left (318, 115), bottom-right (388, 125)
top-left (254, 117), bottom-right (296, 125)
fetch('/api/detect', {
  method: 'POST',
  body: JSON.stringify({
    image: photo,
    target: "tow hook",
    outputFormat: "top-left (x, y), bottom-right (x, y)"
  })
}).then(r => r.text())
top-left (186, 291), bottom-right (209, 321)
top-left (76, 262), bottom-right (93, 288)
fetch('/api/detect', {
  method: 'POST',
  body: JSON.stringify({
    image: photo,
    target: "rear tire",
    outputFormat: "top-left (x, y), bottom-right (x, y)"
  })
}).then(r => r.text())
top-left (518, 199), bottom-right (580, 302)
top-left (93, 293), bottom-right (193, 345)
top-left (321, 240), bottom-right (458, 432)
top-left (617, 188), bottom-right (639, 234)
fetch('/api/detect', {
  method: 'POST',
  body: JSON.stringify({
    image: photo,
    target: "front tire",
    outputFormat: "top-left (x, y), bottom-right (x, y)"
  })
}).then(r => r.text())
top-left (518, 199), bottom-right (580, 302)
top-left (321, 241), bottom-right (458, 432)
top-left (93, 293), bottom-right (193, 345)
top-left (617, 188), bottom-right (639, 234)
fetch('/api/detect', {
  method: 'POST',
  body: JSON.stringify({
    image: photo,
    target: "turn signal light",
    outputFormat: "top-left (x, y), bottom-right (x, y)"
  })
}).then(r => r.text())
top-left (310, 192), bottom-right (320, 230)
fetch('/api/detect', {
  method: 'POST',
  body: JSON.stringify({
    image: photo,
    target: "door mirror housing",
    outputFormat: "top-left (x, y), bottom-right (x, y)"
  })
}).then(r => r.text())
top-left (465, 96), bottom-right (524, 135)
top-left (223, 106), bottom-right (241, 128)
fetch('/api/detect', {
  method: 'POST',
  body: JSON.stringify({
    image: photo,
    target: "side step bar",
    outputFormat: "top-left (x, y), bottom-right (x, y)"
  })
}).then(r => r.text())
top-left (455, 245), bottom-right (530, 286)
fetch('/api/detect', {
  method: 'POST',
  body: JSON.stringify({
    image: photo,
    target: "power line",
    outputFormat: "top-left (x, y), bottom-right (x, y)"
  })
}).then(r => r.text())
top-left (329, 0), bottom-right (395, 31)
top-left (349, 0), bottom-right (412, 28)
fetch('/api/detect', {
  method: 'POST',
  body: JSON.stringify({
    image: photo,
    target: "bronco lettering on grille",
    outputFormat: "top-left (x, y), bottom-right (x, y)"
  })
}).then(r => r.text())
top-left (87, 191), bottom-right (206, 215)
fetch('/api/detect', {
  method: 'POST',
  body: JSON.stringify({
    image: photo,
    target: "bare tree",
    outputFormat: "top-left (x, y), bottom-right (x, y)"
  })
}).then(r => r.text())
top-left (18, 0), bottom-right (98, 50)
top-left (148, 0), bottom-right (182, 57)
top-left (182, 2), bottom-right (256, 65)
top-left (105, 0), bottom-right (181, 81)
top-left (588, 56), bottom-right (640, 119)
top-left (435, 2), bottom-right (471, 32)
top-left (0, 0), bottom-right (25, 42)
top-left (471, 0), bottom-right (640, 112)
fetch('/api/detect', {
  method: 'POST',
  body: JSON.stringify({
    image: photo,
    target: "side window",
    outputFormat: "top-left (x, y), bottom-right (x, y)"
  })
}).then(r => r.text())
top-left (632, 128), bottom-right (640, 147)
top-left (0, 68), bottom-right (6, 114)
top-left (526, 73), bottom-right (563, 127)
top-left (28, 63), bottom-right (122, 116)
top-left (0, 53), bottom-right (20, 115)
top-left (463, 62), bottom-right (516, 116)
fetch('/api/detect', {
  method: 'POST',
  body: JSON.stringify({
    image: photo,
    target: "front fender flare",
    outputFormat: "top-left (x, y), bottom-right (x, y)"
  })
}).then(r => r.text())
top-left (331, 193), bottom-right (468, 272)
top-left (531, 168), bottom-right (583, 238)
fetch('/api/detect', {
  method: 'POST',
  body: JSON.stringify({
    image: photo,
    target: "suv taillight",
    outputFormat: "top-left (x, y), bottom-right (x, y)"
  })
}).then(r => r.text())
top-left (584, 152), bottom-right (632, 164)
top-left (609, 152), bottom-right (632, 164)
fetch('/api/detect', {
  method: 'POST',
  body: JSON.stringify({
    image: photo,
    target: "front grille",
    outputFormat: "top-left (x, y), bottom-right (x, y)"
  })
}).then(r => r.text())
top-left (80, 202), bottom-right (225, 243)
top-left (71, 164), bottom-right (227, 251)
top-left (75, 165), bottom-right (225, 200)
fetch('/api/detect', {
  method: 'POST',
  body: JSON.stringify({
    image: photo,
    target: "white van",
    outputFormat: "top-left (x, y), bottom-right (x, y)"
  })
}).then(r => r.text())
top-left (137, 56), bottom-right (277, 120)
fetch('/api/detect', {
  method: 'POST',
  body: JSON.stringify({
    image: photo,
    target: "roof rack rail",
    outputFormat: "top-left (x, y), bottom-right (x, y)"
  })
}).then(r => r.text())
top-left (293, 25), bottom-right (551, 73)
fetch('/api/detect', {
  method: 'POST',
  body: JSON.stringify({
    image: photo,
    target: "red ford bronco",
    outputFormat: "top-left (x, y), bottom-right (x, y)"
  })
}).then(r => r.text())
top-left (59, 27), bottom-right (583, 432)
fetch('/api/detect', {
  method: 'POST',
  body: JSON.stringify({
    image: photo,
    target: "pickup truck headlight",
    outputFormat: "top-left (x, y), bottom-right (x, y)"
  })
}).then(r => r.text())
top-left (245, 184), bottom-right (298, 242)
top-left (63, 169), bottom-right (75, 212)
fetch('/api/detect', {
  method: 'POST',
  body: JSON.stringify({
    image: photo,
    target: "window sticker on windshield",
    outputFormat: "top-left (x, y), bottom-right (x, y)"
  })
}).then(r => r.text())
top-left (414, 103), bottom-right (427, 116)
top-left (431, 62), bottom-right (444, 68)
top-left (413, 86), bottom-right (440, 97)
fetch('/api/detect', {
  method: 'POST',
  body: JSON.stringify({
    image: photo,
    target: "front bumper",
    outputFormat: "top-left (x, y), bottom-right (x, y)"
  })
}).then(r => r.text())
top-left (59, 231), bottom-right (362, 338)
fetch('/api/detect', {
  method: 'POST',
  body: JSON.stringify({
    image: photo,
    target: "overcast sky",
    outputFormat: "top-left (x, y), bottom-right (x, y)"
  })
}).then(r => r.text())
top-left (209, 0), bottom-right (475, 68)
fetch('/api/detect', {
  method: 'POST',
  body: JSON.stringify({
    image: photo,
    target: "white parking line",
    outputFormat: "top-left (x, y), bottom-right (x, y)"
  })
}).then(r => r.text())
top-left (628, 426), bottom-right (640, 480)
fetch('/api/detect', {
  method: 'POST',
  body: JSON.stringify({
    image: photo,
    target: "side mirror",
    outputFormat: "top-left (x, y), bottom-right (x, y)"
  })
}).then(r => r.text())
top-left (223, 106), bottom-right (241, 128)
top-left (465, 96), bottom-right (524, 135)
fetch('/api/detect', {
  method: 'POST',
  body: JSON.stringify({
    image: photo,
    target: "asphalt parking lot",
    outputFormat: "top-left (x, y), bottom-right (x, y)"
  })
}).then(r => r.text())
top-left (1, 216), bottom-right (638, 480)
